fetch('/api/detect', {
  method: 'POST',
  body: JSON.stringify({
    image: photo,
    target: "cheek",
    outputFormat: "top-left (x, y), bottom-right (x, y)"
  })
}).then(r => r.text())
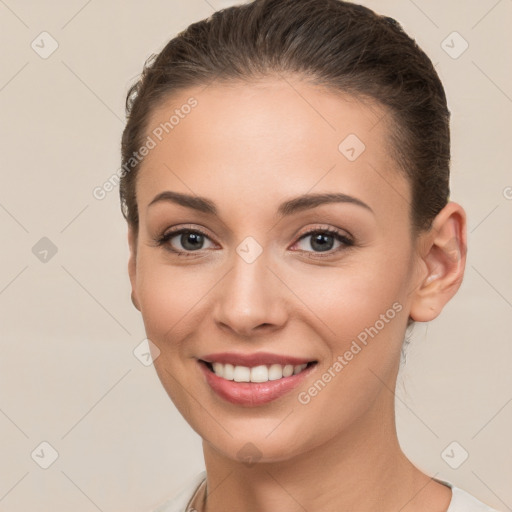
top-left (136, 254), bottom-right (214, 342)
top-left (303, 275), bottom-right (406, 383)
top-left (292, 251), bottom-right (409, 336)
top-left (290, 279), bottom-right (407, 450)
top-left (291, 248), bottom-right (411, 404)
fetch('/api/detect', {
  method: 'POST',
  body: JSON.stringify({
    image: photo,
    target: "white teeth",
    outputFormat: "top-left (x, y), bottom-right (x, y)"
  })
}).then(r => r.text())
top-left (212, 362), bottom-right (224, 377)
top-left (208, 361), bottom-right (311, 382)
top-left (268, 364), bottom-right (283, 380)
top-left (233, 366), bottom-right (251, 382)
top-left (283, 364), bottom-right (294, 377)
top-left (294, 363), bottom-right (307, 375)
top-left (223, 363), bottom-right (235, 380)
top-left (250, 365), bottom-right (268, 383)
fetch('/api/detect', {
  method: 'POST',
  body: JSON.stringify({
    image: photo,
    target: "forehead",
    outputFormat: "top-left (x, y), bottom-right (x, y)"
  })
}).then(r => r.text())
top-left (136, 77), bottom-right (410, 225)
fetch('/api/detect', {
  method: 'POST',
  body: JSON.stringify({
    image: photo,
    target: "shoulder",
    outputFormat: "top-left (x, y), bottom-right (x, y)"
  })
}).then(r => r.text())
top-left (152, 471), bottom-right (207, 512)
top-left (448, 486), bottom-right (502, 512)
top-left (436, 478), bottom-right (503, 512)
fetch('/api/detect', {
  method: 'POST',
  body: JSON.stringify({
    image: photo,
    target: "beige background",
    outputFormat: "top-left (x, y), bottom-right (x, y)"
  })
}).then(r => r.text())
top-left (0, 0), bottom-right (511, 510)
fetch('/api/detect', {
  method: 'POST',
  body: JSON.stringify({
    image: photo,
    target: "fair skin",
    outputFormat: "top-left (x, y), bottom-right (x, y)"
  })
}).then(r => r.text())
top-left (127, 76), bottom-right (467, 512)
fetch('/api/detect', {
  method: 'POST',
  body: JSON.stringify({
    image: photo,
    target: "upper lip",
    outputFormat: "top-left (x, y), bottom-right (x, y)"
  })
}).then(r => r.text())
top-left (199, 352), bottom-right (316, 367)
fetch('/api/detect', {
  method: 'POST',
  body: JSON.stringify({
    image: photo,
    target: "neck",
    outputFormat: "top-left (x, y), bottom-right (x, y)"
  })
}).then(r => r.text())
top-left (201, 382), bottom-right (451, 512)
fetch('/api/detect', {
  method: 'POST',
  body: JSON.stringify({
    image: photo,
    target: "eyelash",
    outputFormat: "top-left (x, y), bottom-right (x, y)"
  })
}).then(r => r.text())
top-left (153, 225), bottom-right (354, 259)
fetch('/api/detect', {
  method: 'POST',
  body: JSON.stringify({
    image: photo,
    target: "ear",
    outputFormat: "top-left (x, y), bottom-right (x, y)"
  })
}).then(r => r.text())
top-left (409, 202), bottom-right (467, 322)
top-left (128, 225), bottom-right (141, 311)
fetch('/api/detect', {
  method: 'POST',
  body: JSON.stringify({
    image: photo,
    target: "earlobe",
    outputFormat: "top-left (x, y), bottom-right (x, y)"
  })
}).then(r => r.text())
top-left (127, 225), bottom-right (141, 312)
top-left (409, 202), bottom-right (467, 322)
top-left (131, 291), bottom-right (141, 311)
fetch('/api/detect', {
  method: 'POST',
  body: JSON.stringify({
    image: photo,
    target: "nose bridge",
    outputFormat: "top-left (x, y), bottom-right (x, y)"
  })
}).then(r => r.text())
top-left (213, 237), bottom-right (286, 334)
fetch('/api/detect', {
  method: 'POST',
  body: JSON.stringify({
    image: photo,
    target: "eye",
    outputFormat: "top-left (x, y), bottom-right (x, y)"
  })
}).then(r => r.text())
top-left (154, 226), bottom-right (216, 256)
top-left (153, 225), bottom-right (354, 258)
top-left (291, 227), bottom-right (354, 256)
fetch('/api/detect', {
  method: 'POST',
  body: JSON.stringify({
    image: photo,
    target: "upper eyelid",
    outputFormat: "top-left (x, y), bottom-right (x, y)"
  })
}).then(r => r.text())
top-left (296, 225), bottom-right (352, 239)
top-left (161, 224), bottom-right (350, 238)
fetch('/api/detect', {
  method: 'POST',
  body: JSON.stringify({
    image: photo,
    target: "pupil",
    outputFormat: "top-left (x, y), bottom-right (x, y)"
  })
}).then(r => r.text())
top-left (311, 233), bottom-right (333, 252)
top-left (182, 232), bottom-right (203, 250)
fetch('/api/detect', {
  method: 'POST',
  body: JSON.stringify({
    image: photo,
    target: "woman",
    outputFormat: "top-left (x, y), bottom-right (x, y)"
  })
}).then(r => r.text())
top-left (120, 0), bottom-right (501, 510)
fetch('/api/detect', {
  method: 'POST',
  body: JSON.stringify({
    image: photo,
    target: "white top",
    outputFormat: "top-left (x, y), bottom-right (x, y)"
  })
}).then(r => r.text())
top-left (153, 471), bottom-right (502, 512)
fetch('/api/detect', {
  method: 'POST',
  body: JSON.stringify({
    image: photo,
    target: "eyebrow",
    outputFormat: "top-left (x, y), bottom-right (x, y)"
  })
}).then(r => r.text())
top-left (148, 190), bottom-right (374, 216)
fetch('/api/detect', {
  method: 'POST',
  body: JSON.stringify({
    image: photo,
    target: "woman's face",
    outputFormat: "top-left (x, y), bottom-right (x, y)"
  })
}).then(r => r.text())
top-left (128, 77), bottom-right (423, 463)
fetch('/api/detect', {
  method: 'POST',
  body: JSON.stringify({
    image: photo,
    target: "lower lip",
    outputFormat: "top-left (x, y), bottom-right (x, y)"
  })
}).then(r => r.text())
top-left (198, 360), bottom-right (316, 407)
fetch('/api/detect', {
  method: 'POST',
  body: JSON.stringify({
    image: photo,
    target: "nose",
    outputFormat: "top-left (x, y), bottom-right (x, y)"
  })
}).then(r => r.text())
top-left (212, 247), bottom-right (288, 338)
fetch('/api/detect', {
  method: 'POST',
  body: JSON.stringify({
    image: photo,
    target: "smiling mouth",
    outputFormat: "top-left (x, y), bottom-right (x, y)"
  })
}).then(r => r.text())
top-left (199, 360), bottom-right (317, 383)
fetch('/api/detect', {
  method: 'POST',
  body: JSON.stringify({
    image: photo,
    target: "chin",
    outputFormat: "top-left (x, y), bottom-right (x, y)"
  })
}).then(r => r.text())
top-left (204, 433), bottom-right (308, 466)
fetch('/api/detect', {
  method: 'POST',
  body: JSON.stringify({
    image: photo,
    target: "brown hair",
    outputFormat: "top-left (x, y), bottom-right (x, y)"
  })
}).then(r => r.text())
top-left (120, 0), bottom-right (450, 236)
